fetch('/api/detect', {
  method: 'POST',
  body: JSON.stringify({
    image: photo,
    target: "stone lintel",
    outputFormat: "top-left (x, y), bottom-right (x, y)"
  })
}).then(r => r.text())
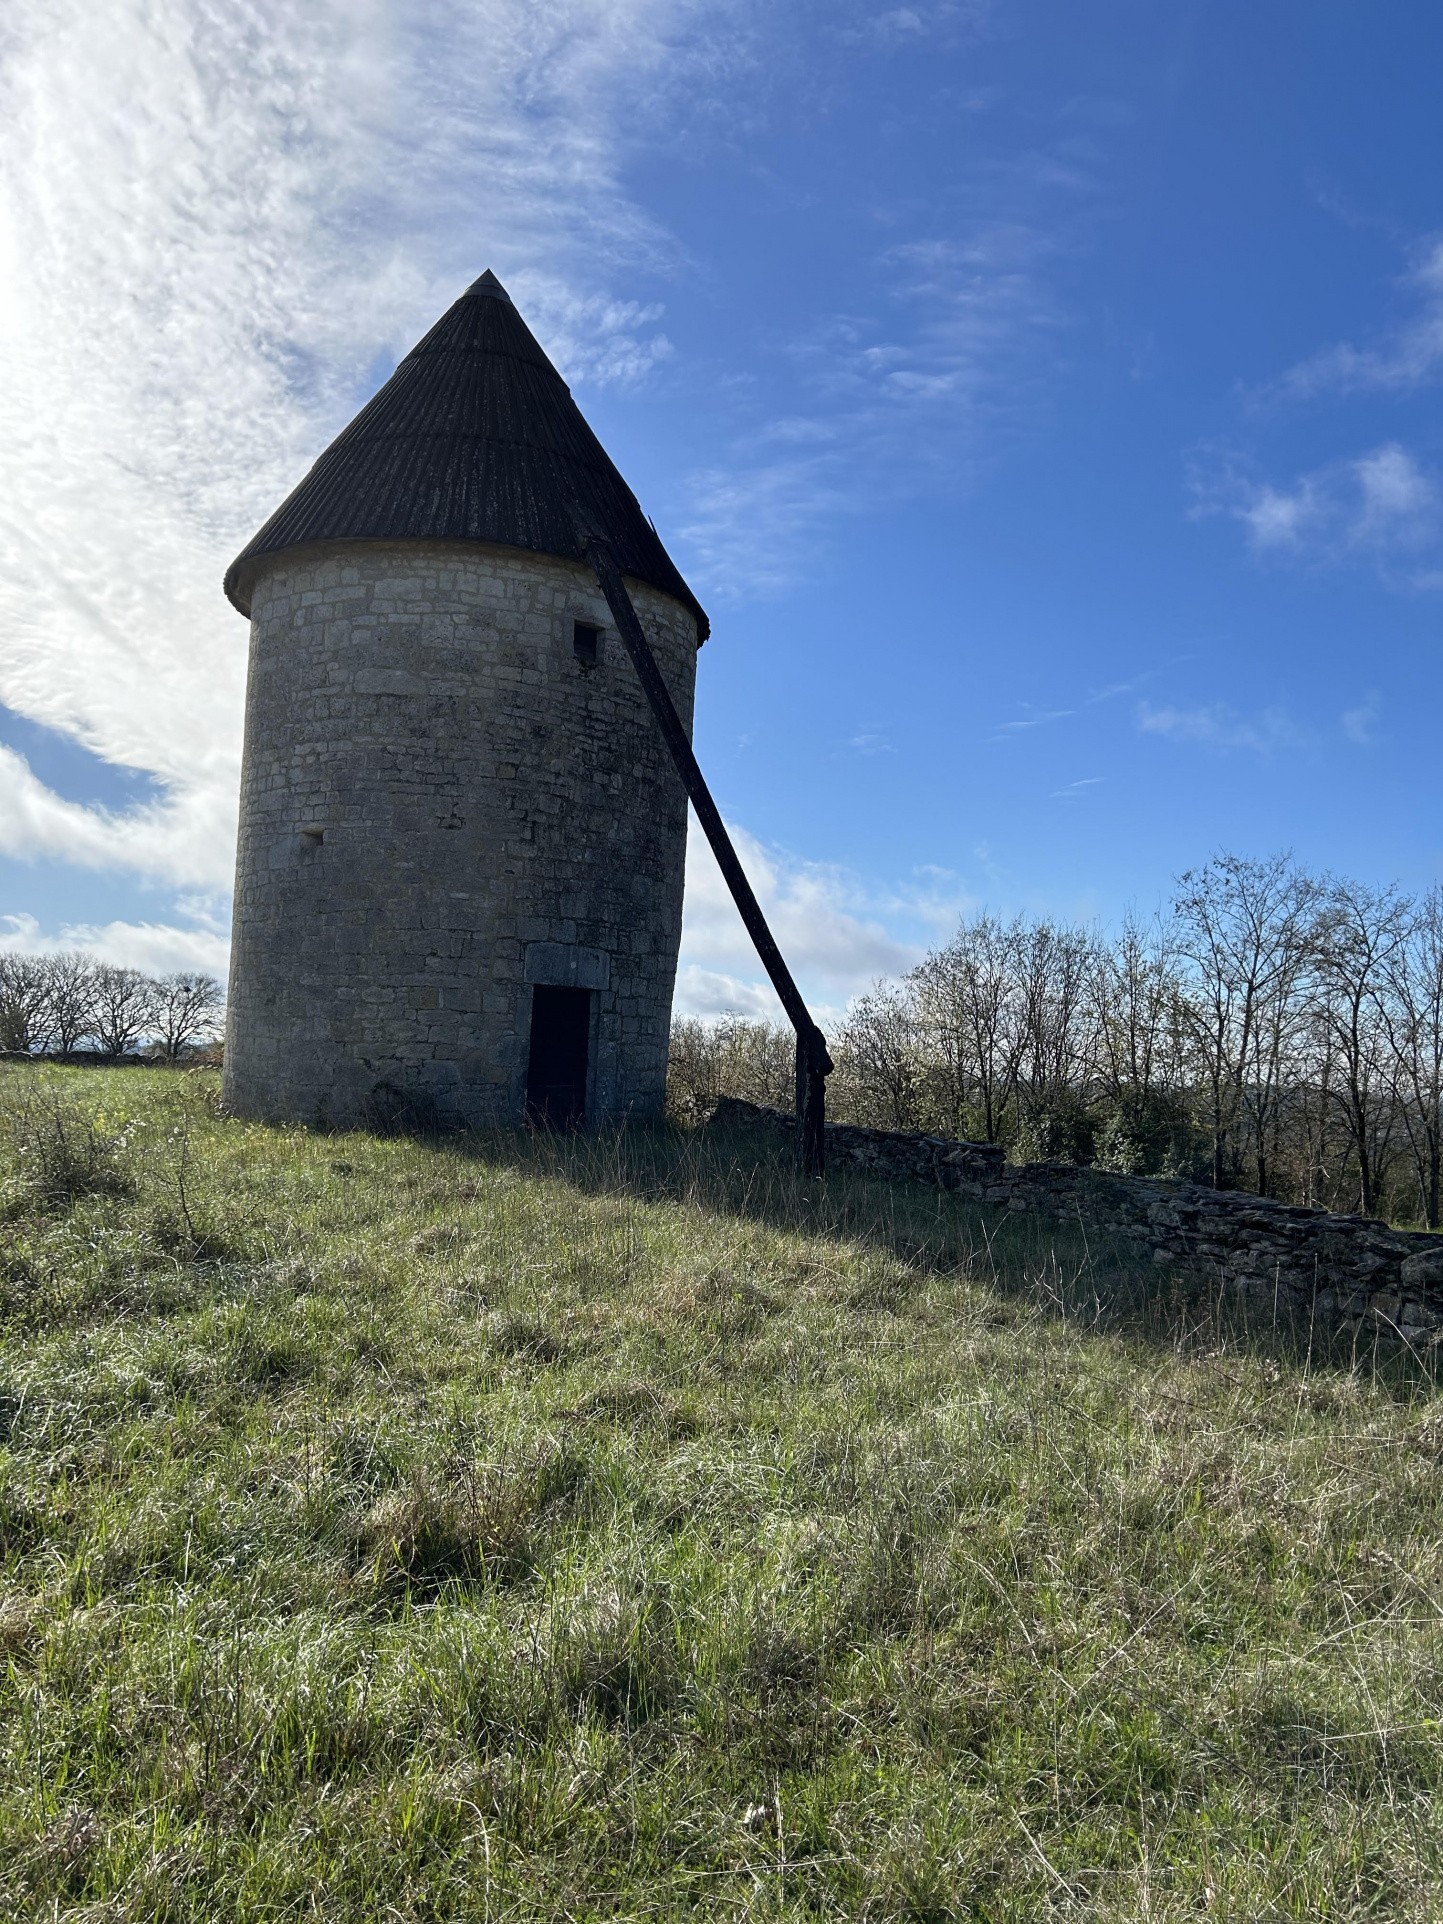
top-left (524, 942), bottom-right (611, 991)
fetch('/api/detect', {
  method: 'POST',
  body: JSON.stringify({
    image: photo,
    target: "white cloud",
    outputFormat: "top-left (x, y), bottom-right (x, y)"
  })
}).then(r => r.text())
top-left (1353, 444), bottom-right (1439, 544)
top-left (1218, 239), bottom-right (1443, 592)
top-left (673, 964), bottom-right (787, 1023)
top-left (676, 814), bottom-right (965, 1021)
top-left (0, 911), bottom-right (229, 977)
top-left (1137, 703), bottom-right (1303, 755)
top-left (0, 0), bottom-right (739, 892)
top-left (1273, 237), bottom-right (1443, 398)
top-left (0, 745), bottom-right (234, 886)
top-left (1198, 443), bottom-right (1442, 584)
top-left (1234, 479), bottom-right (1320, 550)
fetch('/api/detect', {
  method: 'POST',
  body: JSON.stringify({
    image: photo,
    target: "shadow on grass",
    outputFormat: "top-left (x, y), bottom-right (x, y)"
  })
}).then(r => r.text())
top-left (422, 1116), bottom-right (1441, 1398)
top-left (7, 1060), bottom-right (1433, 1396)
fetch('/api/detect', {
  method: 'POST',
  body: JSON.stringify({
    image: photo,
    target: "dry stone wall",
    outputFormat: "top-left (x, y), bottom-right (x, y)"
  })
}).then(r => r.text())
top-left (710, 1098), bottom-right (1443, 1344)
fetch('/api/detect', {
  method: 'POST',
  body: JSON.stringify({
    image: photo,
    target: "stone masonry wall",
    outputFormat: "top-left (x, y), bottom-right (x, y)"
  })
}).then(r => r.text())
top-left (224, 539), bottom-right (698, 1130)
top-left (711, 1098), bottom-right (1443, 1344)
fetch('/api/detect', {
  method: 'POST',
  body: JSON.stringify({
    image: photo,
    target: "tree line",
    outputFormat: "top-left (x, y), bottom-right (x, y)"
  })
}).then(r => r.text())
top-left (669, 853), bottom-right (1443, 1229)
top-left (0, 953), bottom-right (225, 1061)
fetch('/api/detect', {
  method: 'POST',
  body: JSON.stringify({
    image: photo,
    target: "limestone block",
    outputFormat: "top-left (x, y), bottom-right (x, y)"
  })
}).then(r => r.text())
top-left (1400, 1245), bottom-right (1443, 1291)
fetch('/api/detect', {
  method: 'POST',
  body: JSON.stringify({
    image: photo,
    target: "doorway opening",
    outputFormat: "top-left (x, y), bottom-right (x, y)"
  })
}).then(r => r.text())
top-left (525, 986), bottom-right (593, 1129)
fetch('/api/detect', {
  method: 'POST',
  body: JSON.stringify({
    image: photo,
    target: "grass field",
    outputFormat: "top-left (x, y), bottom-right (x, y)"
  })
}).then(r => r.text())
top-left (1, 1063), bottom-right (1442, 1919)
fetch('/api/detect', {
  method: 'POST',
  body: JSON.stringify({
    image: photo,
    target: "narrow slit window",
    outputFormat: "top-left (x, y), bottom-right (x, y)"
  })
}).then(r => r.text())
top-left (573, 620), bottom-right (602, 667)
top-left (301, 827), bottom-right (325, 845)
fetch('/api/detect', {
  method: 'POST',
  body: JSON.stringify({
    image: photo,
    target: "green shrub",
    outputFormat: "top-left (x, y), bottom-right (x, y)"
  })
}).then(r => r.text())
top-left (0, 1078), bottom-right (135, 1211)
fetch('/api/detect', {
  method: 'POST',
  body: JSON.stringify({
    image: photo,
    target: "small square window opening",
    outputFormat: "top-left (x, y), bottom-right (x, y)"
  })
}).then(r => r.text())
top-left (573, 621), bottom-right (602, 667)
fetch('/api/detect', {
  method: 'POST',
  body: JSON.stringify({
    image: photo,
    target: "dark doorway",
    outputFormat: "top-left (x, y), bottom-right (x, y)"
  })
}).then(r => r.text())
top-left (525, 986), bottom-right (592, 1129)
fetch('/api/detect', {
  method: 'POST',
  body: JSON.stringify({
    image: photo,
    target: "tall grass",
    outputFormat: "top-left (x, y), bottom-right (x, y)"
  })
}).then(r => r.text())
top-left (0, 1063), bottom-right (1441, 1919)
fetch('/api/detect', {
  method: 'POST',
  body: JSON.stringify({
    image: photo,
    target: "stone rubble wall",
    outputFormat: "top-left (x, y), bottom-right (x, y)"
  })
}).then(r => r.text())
top-left (709, 1097), bottom-right (1443, 1343)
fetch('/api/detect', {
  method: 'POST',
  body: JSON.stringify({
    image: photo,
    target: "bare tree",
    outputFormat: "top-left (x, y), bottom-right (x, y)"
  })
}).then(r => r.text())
top-left (1173, 854), bottom-right (1319, 1192)
top-left (1092, 914), bottom-right (1185, 1107)
top-left (1088, 914), bottom-right (1194, 1173)
top-left (1380, 887), bottom-right (1443, 1226)
top-left (1310, 878), bottom-right (1408, 1218)
top-left (151, 973), bottom-right (225, 1060)
top-left (838, 981), bottom-right (922, 1131)
top-left (1288, 993), bottom-right (1346, 1210)
top-left (0, 954), bottom-right (50, 1054)
top-left (92, 964), bottom-right (157, 1058)
top-left (40, 952), bottom-right (100, 1056)
top-left (1013, 920), bottom-right (1100, 1156)
top-left (665, 857), bottom-right (1443, 1226)
top-left (909, 916), bottom-right (1025, 1143)
top-left (665, 1017), bottom-right (718, 1125)
top-left (665, 1013), bottom-right (794, 1123)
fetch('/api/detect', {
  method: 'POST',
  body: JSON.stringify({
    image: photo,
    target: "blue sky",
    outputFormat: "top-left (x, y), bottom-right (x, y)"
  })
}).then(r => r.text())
top-left (1, 0), bottom-right (1441, 1019)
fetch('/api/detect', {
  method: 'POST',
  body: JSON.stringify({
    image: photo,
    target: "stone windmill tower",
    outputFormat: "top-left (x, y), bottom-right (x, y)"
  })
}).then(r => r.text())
top-left (221, 270), bottom-right (710, 1131)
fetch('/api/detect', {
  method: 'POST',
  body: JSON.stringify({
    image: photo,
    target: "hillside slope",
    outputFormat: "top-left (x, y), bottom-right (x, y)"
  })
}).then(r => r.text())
top-left (1, 1065), bottom-right (1441, 1920)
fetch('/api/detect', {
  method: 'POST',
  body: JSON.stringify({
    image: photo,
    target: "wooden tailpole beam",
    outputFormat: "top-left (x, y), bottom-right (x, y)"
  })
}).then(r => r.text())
top-left (579, 531), bottom-right (832, 1175)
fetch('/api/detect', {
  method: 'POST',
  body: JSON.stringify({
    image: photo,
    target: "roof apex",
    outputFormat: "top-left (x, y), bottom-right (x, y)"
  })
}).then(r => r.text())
top-left (223, 272), bottom-right (707, 639)
top-left (467, 268), bottom-right (512, 302)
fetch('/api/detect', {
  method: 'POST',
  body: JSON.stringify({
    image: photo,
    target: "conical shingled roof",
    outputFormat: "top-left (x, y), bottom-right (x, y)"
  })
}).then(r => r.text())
top-left (224, 270), bottom-right (708, 640)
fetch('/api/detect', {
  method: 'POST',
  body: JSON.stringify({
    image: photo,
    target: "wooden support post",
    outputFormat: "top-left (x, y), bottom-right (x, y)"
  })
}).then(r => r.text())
top-left (796, 1032), bottom-right (828, 1180)
top-left (578, 526), bottom-right (831, 1174)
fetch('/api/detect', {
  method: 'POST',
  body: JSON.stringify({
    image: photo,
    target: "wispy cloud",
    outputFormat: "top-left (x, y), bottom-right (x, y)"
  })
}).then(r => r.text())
top-left (873, 8), bottom-right (925, 38)
top-left (994, 705), bottom-right (1078, 734)
top-left (677, 815), bottom-right (968, 1019)
top-left (839, 2), bottom-right (995, 49)
top-left (1195, 443), bottom-right (1442, 585)
top-left (990, 670), bottom-right (1160, 742)
top-left (1049, 776), bottom-right (1102, 801)
top-left (0, 0), bottom-right (738, 904)
top-left (510, 285), bottom-right (677, 391)
top-left (1137, 702), bottom-right (1304, 756)
top-left (679, 456), bottom-right (855, 598)
top-left (1342, 692), bottom-right (1381, 746)
top-left (680, 214), bottom-right (1075, 595)
top-left (1269, 237), bottom-right (1443, 399)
